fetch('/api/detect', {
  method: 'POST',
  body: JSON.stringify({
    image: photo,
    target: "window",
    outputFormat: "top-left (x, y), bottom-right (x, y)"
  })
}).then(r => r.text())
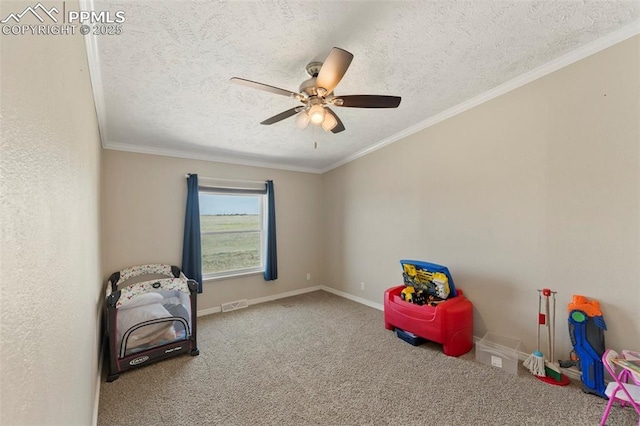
top-left (199, 188), bottom-right (266, 278)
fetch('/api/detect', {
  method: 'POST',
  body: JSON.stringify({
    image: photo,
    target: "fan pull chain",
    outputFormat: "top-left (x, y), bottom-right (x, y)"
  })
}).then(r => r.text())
top-left (313, 123), bottom-right (319, 149)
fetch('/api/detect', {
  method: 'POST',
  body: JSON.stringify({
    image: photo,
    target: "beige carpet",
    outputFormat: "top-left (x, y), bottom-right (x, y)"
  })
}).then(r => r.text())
top-left (98, 290), bottom-right (637, 425)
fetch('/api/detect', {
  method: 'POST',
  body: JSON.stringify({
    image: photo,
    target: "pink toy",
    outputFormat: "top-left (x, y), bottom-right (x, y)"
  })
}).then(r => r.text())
top-left (600, 349), bottom-right (640, 425)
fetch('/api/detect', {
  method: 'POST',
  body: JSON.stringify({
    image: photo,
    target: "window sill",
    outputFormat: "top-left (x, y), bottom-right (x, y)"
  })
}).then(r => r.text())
top-left (203, 270), bottom-right (264, 282)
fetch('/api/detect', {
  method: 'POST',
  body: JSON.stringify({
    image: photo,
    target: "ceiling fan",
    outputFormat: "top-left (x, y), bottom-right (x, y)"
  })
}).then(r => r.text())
top-left (230, 47), bottom-right (401, 134)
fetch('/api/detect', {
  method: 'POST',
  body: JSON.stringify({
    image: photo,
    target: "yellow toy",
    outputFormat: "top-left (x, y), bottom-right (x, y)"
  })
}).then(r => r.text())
top-left (401, 286), bottom-right (415, 302)
top-left (400, 286), bottom-right (426, 305)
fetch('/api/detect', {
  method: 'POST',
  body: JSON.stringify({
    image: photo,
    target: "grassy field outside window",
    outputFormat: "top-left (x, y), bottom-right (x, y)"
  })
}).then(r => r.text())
top-left (200, 214), bottom-right (262, 274)
top-left (199, 189), bottom-right (265, 277)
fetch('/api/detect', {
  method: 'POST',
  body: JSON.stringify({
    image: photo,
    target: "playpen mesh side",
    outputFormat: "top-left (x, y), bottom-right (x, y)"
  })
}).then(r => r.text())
top-left (116, 289), bottom-right (193, 357)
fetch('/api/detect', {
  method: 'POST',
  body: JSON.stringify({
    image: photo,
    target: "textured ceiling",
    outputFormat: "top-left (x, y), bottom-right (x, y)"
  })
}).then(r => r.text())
top-left (90, 1), bottom-right (640, 172)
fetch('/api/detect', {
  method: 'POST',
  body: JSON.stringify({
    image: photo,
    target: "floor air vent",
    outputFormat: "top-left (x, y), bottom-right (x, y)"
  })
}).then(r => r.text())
top-left (221, 299), bottom-right (248, 312)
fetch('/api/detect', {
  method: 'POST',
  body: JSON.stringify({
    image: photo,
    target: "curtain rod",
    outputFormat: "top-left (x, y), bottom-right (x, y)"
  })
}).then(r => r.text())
top-left (185, 174), bottom-right (267, 185)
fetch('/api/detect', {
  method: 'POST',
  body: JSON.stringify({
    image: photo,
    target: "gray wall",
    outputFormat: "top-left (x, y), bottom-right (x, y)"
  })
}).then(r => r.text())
top-left (0, 1), bottom-right (104, 423)
top-left (101, 150), bottom-right (323, 311)
top-left (322, 36), bottom-right (640, 356)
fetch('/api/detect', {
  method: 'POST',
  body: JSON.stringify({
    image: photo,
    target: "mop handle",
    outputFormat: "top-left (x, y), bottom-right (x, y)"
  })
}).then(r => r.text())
top-left (551, 292), bottom-right (556, 362)
top-left (536, 292), bottom-right (542, 352)
top-left (539, 288), bottom-right (557, 363)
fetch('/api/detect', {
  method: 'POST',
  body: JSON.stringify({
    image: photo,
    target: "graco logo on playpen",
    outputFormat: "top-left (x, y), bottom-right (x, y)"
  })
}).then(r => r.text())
top-left (1, 2), bottom-right (125, 36)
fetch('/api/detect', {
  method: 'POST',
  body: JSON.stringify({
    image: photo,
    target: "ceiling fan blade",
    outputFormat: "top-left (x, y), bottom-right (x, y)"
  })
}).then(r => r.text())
top-left (315, 47), bottom-right (354, 94)
top-left (230, 77), bottom-right (298, 98)
top-left (260, 108), bottom-right (300, 125)
top-left (335, 95), bottom-right (401, 108)
top-left (325, 108), bottom-right (345, 133)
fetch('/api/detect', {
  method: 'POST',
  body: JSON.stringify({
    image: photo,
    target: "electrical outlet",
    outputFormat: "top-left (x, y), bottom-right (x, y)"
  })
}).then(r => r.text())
top-left (360, 282), bottom-right (365, 290)
top-left (306, 273), bottom-right (311, 281)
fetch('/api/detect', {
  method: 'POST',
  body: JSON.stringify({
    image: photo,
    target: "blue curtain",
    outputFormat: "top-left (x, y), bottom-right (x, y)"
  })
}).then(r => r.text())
top-left (264, 180), bottom-right (278, 281)
top-left (182, 174), bottom-right (203, 293)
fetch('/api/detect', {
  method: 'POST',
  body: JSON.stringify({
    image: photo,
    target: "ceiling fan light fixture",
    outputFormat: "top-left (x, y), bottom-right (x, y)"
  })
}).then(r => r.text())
top-left (296, 111), bottom-right (310, 129)
top-left (231, 47), bottom-right (401, 135)
top-left (321, 112), bottom-right (337, 132)
top-left (308, 104), bottom-right (325, 124)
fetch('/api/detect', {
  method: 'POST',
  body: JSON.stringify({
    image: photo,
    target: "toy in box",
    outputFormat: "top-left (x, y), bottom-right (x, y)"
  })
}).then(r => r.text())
top-left (400, 259), bottom-right (458, 302)
top-left (385, 261), bottom-right (473, 356)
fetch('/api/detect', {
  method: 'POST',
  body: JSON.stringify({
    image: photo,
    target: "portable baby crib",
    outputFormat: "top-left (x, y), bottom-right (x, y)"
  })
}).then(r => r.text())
top-left (105, 264), bottom-right (199, 382)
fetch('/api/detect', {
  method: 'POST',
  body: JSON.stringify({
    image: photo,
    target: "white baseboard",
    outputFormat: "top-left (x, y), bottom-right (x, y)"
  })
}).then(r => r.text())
top-left (320, 285), bottom-right (384, 311)
top-left (196, 285), bottom-right (383, 316)
top-left (92, 305), bottom-right (105, 426)
top-left (197, 306), bottom-right (222, 316)
top-left (92, 350), bottom-right (103, 426)
top-left (249, 286), bottom-right (322, 305)
top-left (196, 285), bottom-right (322, 317)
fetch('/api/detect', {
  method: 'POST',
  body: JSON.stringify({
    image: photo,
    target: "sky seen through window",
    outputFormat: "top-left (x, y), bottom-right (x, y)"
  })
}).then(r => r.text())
top-left (199, 194), bottom-right (260, 215)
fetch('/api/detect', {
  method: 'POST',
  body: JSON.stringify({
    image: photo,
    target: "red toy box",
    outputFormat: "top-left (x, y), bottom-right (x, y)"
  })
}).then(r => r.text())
top-left (384, 285), bottom-right (473, 356)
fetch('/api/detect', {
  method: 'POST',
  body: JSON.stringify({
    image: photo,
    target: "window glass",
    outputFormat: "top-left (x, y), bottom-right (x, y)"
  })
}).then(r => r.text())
top-left (199, 193), bottom-right (265, 277)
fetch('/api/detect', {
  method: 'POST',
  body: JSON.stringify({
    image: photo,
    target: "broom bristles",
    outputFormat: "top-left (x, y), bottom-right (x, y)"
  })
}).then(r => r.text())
top-left (544, 361), bottom-right (562, 381)
top-left (524, 351), bottom-right (546, 376)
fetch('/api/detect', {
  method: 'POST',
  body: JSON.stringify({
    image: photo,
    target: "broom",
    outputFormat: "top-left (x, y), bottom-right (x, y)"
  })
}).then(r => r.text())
top-left (524, 291), bottom-right (546, 376)
top-left (543, 289), bottom-right (562, 381)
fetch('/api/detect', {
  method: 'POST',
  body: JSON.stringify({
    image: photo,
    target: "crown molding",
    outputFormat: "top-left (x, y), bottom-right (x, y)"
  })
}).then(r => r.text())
top-left (80, 0), bottom-right (109, 149)
top-left (83, 8), bottom-right (639, 176)
top-left (320, 20), bottom-right (640, 174)
top-left (81, 0), bottom-right (321, 175)
top-left (103, 141), bottom-right (323, 174)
